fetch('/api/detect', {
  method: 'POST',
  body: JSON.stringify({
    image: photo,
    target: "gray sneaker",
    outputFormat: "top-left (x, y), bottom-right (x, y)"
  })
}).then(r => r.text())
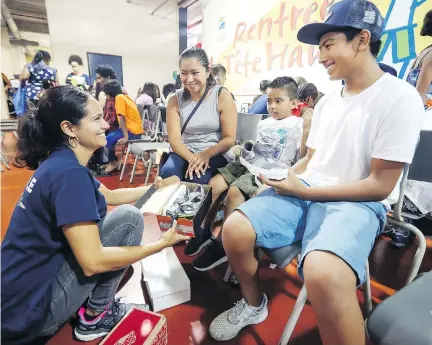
top-left (178, 185), bottom-right (205, 218)
top-left (209, 294), bottom-right (268, 341)
top-left (164, 185), bottom-right (189, 219)
top-left (74, 299), bottom-right (149, 342)
top-left (240, 141), bottom-right (289, 180)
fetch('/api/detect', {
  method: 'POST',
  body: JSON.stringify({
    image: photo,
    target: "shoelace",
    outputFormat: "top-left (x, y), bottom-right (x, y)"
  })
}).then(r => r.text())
top-left (227, 300), bottom-right (248, 325)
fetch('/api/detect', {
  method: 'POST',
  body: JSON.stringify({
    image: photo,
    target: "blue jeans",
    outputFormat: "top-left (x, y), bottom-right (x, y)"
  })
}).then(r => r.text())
top-left (105, 129), bottom-right (142, 163)
top-left (38, 205), bottom-right (144, 337)
top-left (238, 187), bottom-right (387, 285)
top-left (159, 152), bottom-right (228, 184)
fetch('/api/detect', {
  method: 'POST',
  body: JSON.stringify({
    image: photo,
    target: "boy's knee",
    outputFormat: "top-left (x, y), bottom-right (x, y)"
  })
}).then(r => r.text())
top-left (227, 186), bottom-right (244, 202)
top-left (303, 251), bottom-right (357, 295)
top-left (222, 211), bottom-right (255, 249)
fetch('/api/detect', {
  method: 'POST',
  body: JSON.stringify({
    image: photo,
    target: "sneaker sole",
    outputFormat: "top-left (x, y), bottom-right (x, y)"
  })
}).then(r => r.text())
top-left (185, 238), bottom-right (212, 257)
top-left (210, 308), bottom-right (269, 341)
top-left (239, 157), bottom-right (287, 181)
top-left (74, 328), bottom-right (109, 342)
top-left (193, 255), bottom-right (228, 272)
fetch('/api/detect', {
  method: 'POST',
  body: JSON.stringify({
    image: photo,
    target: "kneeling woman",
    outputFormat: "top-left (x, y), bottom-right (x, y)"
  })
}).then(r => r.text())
top-left (1, 86), bottom-right (189, 344)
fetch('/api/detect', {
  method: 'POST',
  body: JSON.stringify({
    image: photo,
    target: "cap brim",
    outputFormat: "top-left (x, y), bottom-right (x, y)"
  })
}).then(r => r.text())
top-left (297, 23), bottom-right (354, 45)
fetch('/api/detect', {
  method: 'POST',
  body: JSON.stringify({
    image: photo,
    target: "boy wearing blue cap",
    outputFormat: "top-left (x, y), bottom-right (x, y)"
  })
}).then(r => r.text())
top-left (209, 1), bottom-right (425, 344)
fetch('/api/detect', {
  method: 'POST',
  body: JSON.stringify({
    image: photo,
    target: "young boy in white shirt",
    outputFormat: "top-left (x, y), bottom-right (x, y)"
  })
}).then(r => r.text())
top-left (188, 77), bottom-right (308, 271)
top-left (209, 1), bottom-right (425, 344)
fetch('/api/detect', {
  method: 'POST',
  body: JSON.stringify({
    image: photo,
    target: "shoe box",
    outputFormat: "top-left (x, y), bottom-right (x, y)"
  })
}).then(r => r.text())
top-left (134, 181), bottom-right (212, 311)
top-left (99, 307), bottom-right (167, 345)
top-left (135, 181), bottom-right (212, 237)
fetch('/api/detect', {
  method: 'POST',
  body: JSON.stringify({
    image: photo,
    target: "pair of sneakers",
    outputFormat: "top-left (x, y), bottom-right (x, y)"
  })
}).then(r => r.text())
top-left (74, 299), bottom-right (149, 342)
top-left (164, 185), bottom-right (205, 219)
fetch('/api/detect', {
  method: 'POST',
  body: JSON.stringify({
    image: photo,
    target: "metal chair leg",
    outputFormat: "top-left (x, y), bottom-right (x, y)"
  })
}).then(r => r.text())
top-left (119, 144), bottom-right (131, 181)
top-left (223, 265), bottom-right (232, 283)
top-left (363, 260), bottom-right (373, 314)
top-left (279, 284), bottom-right (308, 345)
top-left (144, 158), bottom-right (152, 186)
top-left (130, 155), bottom-right (139, 184)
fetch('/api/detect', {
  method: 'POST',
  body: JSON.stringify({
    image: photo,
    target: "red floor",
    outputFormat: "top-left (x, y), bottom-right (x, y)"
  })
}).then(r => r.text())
top-left (2, 132), bottom-right (432, 345)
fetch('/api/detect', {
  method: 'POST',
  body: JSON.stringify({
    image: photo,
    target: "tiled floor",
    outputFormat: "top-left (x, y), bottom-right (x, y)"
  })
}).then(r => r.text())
top-left (2, 132), bottom-right (432, 345)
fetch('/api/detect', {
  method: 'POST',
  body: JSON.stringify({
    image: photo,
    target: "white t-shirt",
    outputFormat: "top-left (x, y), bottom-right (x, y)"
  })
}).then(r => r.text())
top-left (256, 115), bottom-right (303, 165)
top-left (298, 73), bottom-right (425, 207)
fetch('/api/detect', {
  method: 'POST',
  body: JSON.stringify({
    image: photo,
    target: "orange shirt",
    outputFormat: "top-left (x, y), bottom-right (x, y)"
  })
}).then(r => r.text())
top-left (115, 94), bottom-right (143, 135)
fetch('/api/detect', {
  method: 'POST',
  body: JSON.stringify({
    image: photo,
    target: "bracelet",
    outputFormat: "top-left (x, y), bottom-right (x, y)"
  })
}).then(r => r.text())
top-left (202, 151), bottom-right (210, 159)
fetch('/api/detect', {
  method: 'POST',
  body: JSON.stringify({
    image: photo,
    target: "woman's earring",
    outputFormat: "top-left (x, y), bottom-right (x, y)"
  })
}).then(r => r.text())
top-left (68, 136), bottom-right (80, 148)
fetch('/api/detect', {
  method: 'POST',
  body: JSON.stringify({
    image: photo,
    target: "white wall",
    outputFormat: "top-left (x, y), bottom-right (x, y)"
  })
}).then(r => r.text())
top-left (45, 0), bottom-right (179, 96)
top-left (1, 27), bottom-right (27, 78)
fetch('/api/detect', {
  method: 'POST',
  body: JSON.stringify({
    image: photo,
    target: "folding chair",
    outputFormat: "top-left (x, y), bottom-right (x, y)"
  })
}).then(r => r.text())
top-left (223, 134), bottom-right (429, 345)
top-left (119, 105), bottom-right (169, 184)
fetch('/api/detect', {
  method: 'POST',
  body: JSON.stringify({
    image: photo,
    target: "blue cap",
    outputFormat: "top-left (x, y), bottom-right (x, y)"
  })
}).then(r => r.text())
top-left (297, 0), bottom-right (384, 45)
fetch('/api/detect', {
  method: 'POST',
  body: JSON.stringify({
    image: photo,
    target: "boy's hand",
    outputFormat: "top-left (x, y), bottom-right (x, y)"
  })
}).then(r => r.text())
top-left (259, 170), bottom-right (307, 198)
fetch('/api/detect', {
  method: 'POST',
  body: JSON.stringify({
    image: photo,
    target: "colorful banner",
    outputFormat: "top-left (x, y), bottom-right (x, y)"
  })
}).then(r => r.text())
top-left (202, 0), bottom-right (430, 101)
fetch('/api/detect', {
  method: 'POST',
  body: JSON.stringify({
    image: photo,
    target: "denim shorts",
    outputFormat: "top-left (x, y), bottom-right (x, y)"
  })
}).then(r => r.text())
top-left (237, 187), bottom-right (387, 284)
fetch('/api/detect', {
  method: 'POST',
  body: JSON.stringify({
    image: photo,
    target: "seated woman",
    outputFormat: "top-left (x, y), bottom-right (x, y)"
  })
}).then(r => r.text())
top-left (160, 47), bottom-right (237, 184)
top-left (1, 86), bottom-right (189, 344)
top-left (102, 80), bottom-right (144, 174)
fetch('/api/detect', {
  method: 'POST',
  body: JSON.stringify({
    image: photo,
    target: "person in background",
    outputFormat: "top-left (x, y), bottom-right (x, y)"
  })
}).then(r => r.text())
top-left (252, 80), bottom-right (271, 103)
top-left (19, 50), bottom-right (58, 105)
top-left (209, 1), bottom-right (425, 343)
top-left (102, 80), bottom-right (143, 174)
top-left (155, 84), bottom-right (162, 104)
top-left (295, 82), bottom-right (318, 158)
top-left (295, 76), bottom-right (308, 87)
top-left (163, 83), bottom-right (175, 99)
top-left (95, 65), bottom-right (117, 108)
top-left (1, 85), bottom-right (189, 345)
top-left (211, 64), bottom-right (227, 87)
top-left (406, 9), bottom-right (432, 108)
top-left (66, 55), bottom-right (91, 89)
top-left (136, 82), bottom-right (158, 106)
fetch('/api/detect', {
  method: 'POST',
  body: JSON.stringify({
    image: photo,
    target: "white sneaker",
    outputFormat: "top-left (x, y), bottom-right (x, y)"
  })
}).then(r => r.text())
top-left (163, 184), bottom-right (189, 218)
top-left (209, 294), bottom-right (268, 341)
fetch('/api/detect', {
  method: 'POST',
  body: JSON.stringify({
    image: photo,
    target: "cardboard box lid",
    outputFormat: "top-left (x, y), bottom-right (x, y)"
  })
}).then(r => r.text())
top-left (140, 246), bottom-right (190, 299)
top-left (99, 308), bottom-right (166, 345)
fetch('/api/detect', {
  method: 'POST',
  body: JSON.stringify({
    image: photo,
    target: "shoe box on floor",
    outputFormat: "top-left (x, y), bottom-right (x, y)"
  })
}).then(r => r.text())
top-left (135, 181), bottom-right (212, 237)
top-left (100, 307), bottom-right (167, 345)
top-left (133, 181), bottom-right (212, 312)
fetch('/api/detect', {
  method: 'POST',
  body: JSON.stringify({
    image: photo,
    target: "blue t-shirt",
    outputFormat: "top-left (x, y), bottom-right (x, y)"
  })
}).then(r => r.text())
top-left (1, 146), bottom-right (107, 344)
top-left (248, 94), bottom-right (268, 114)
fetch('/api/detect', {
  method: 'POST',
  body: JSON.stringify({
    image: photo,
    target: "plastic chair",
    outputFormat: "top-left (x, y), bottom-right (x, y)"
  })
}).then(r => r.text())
top-left (366, 271), bottom-right (432, 345)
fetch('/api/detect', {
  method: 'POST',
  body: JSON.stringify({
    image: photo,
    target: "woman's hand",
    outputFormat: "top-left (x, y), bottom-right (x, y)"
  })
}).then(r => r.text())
top-left (159, 221), bottom-right (190, 247)
top-left (186, 152), bottom-right (210, 180)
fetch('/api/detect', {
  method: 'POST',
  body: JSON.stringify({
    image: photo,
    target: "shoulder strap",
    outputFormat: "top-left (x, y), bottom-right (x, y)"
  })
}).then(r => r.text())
top-left (181, 86), bottom-right (210, 135)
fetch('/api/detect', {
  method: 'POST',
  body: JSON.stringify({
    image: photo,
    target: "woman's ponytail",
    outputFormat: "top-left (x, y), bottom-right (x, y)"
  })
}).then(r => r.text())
top-left (17, 108), bottom-right (50, 169)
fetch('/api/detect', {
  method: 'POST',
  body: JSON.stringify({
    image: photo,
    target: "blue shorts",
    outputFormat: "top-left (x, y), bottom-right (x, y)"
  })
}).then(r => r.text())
top-left (237, 187), bottom-right (387, 284)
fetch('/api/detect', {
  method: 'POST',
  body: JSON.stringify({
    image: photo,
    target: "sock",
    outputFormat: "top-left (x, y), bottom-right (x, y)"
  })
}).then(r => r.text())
top-left (84, 311), bottom-right (101, 321)
top-left (248, 295), bottom-right (266, 312)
